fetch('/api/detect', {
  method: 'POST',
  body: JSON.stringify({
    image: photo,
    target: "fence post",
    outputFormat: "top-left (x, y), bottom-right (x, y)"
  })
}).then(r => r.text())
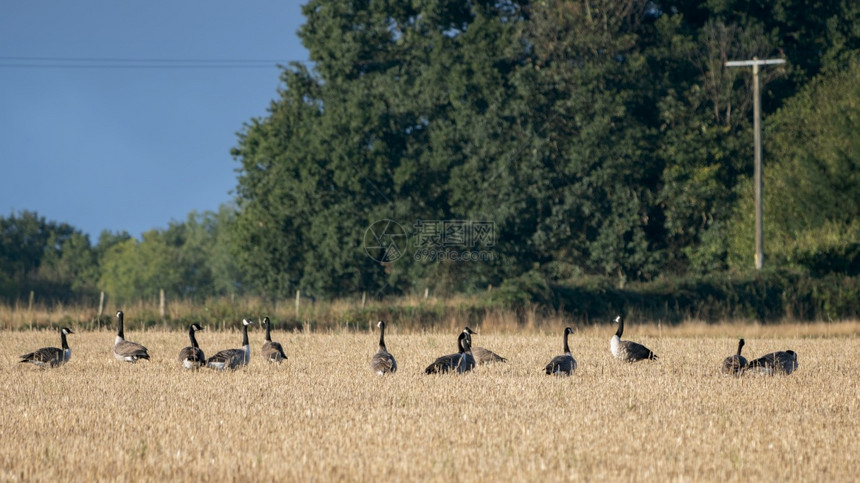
top-left (424, 287), bottom-right (429, 299)
top-left (159, 289), bottom-right (166, 319)
top-left (98, 291), bottom-right (105, 317)
top-left (296, 290), bottom-right (301, 319)
top-left (28, 290), bottom-right (34, 330)
top-left (361, 291), bottom-right (367, 308)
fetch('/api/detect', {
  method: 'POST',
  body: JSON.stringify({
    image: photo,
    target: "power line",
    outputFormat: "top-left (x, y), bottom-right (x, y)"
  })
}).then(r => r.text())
top-left (0, 56), bottom-right (309, 69)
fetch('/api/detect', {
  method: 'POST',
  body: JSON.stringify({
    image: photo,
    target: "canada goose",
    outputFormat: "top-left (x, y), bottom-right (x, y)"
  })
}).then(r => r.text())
top-left (19, 327), bottom-right (74, 368)
top-left (424, 330), bottom-right (476, 374)
top-left (207, 319), bottom-right (254, 371)
top-left (114, 311), bottom-right (150, 363)
top-left (545, 327), bottom-right (577, 375)
top-left (746, 350), bottom-right (798, 375)
top-left (370, 320), bottom-right (397, 375)
top-left (721, 338), bottom-right (748, 375)
top-left (610, 315), bottom-right (657, 362)
top-left (465, 326), bottom-right (507, 364)
top-left (178, 323), bottom-right (206, 369)
top-left (261, 317), bottom-right (287, 363)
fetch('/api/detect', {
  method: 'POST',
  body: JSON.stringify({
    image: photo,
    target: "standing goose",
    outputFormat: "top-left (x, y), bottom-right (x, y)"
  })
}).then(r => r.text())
top-left (370, 320), bottom-right (397, 375)
top-left (19, 327), bottom-right (74, 368)
top-left (747, 350), bottom-right (798, 375)
top-left (720, 338), bottom-right (748, 376)
top-left (610, 315), bottom-right (658, 362)
top-left (178, 323), bottom-right (206, 369)
top-left (114, 311), bottom-right (150, 363)
top-left (465, 326), bottom-right (507, 364)
top-left (207, 319), bottom-right (254, 371)
top-left (545, 327), bottom-right (577, 375)
top-left (261, 317), bottom-right (287, 363)
top-left (424, 330), bottom-right (476, 374)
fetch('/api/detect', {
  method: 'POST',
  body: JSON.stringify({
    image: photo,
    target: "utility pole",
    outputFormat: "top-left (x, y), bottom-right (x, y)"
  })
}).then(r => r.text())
top-left (725, 56), bottom-right (786, 270)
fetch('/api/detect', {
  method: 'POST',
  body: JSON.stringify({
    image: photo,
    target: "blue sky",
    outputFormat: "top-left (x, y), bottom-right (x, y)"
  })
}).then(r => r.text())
top-left (1, 1), bottom-right (309, 241)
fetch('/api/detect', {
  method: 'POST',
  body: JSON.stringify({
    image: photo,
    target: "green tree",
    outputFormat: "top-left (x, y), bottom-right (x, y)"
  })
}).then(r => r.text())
top-left (727, 58), bottom-right (860, 271)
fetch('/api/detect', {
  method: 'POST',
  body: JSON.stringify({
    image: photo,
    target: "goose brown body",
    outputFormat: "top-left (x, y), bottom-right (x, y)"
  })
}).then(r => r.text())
top-left (113, 311), bottom-right (150, 363)
top-left (545, 327), bottom-right (576, 375)
top-left (721, 338), bottom-right (747, 375)
top-left (20, 327), bottom-right (74, 368)
top-left (261, 317), bottom-right (287, 363)
top-left (370, 320), bottom-right (397, 375)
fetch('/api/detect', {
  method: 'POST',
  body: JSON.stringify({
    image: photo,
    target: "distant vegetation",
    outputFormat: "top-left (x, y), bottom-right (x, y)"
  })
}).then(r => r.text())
top-left (2, 0), bottom-right (859, 322)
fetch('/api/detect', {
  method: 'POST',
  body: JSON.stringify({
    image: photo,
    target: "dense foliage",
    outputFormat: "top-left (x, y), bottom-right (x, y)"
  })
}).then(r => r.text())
top-left (232, 0), bottom-right (859, 299)
top-left (2, 0), bottom-right (858, 320)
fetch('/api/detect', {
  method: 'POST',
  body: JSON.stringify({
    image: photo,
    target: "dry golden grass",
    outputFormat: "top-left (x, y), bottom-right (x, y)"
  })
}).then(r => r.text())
top-left (2, 323), bottom-right (858, 481)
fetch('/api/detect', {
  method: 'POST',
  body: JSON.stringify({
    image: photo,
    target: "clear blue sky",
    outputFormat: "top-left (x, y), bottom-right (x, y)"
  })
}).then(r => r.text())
top-left (1, 1), bottom-right (309, 241)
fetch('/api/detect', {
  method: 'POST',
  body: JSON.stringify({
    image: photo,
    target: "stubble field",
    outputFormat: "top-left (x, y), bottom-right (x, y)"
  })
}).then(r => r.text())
top-left (1, 322), bottom-right (858, 481)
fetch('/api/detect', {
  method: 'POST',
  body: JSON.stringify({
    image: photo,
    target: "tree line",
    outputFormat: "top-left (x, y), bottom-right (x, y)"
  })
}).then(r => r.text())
top-left (2, 0), bottom-right (859, 316)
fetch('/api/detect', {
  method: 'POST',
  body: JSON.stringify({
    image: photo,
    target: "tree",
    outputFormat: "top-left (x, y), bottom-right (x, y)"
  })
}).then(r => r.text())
top-left (727, 58), bottom-right (860, 271)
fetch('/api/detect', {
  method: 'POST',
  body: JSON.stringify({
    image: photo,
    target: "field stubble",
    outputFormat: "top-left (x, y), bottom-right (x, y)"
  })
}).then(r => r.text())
top-left (1, 324), bottom-right (858, 481)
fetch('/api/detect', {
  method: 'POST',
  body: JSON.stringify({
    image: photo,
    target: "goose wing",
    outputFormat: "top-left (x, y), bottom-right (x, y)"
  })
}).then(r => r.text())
top-left (425, 353), bottom-right (459, 374)
top-left (620, 340), bottom-right (657, 362)
top-left (545, 354), bottom-right (576, 375)
top-left (472, 346), bottom-right (507, 364)
top-left (371, 350), bottom-right (397, 374)
top-left (262, 341), bottom-right (287, 362)
top-left (20, 347), bottom-right (63, 367)
top-left (114, 340), bottom-right (150, 361)
top-left (207, 348), bottom-right (244, 370)
top-left (179, 346), bottom-right (206, 364)
top-left (748, 351), bottom-right (796, 374)
top-left (721, 355), bottom-right (747, 375)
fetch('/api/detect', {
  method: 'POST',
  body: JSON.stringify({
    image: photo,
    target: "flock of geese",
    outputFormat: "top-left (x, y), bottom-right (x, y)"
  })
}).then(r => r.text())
top-left (18, 311), bottom-right (798, 376)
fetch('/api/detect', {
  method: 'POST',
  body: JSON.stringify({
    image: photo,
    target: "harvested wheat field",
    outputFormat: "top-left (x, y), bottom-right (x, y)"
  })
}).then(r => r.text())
top-left (2, 322), bottom-right (859, 481)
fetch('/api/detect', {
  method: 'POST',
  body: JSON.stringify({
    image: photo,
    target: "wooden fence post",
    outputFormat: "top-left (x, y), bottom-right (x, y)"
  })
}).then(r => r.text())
top-left (28, 290), bottom-right (34, 330)
top-left (159, 289), bottom-right (166, 319)
top-left (295, 290), bottom-right (301, 319)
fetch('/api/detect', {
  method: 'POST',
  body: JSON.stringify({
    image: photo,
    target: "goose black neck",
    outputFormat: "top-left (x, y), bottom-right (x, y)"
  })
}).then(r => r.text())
top-left (563, 330), bottom-right (570, 354)
top-left (378, 323), bottom-right (386, 350)
top-left (61, 331), bottom-right (69, 350)
top-left (461, 333), bottom-right (471, 354)
top-left (242, 322), bottom-right (250, 346)
top-left (189, 327), bottom-right (199, 349)
top-left (737, 339), bottom-right (744, 356)
top-left (265, 321), bottom-right (272, 342)
top-left (117, 313), bottom-right (125, 339)
top-left (615, 318), bottom-right (624, 338)
top-left (457, 333), bottom-right (466, 354)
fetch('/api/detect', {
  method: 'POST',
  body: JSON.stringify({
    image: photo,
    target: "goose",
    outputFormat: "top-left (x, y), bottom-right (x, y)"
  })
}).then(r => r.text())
top-left (545, 327), bottom-right (577, 375)
top-left (19, 327), bottom-right (74, 368)
top-left (261, 317), bottom-right (287, 363)
top-left (465, 326), bottom-right (507, 364)
top-left (207, 319), bottom-right (254, 371)
top-left (178, 323), bottom-right (206, 369)
top-left (720, 338), bottom-right (747, 376)
top-left (610, 315), bottom-right (657, 362)
top-left (424, 330), bottom-right (476, 374)
top-left (370, 320), bottom-right (397, 375)
top-left (114, 311), bottom-right (151, 363)
top-left (746, 350), bottom-right (798, 375)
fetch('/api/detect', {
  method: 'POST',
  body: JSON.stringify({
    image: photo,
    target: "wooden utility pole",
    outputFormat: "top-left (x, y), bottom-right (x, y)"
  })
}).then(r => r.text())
top-left (725, 56), bottom-right (786, 270)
